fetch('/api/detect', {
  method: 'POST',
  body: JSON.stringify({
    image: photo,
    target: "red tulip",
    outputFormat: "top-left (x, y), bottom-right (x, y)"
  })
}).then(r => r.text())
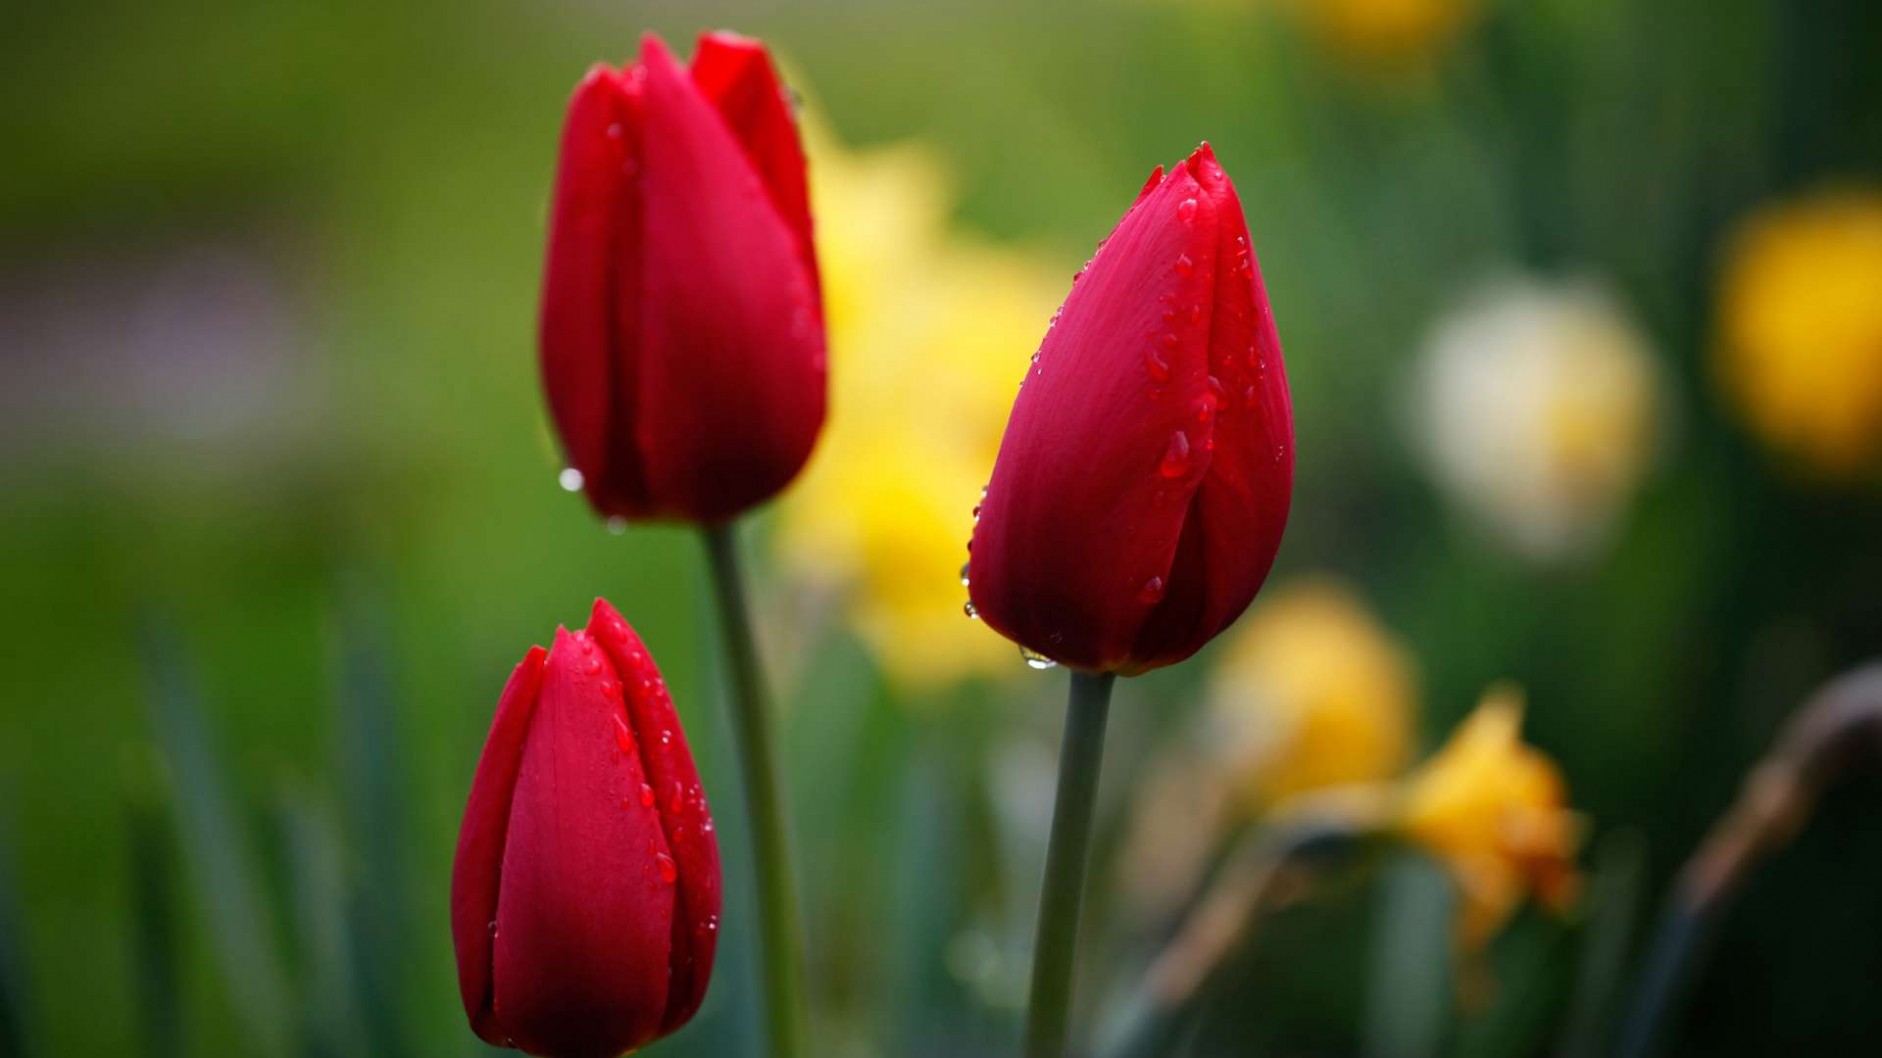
top-left (540, 31), bottom-right (824, 524)
top-left (452, 599), bottom-right (722, 1057)
top-left (966, 144), bottom-right (1293, 676)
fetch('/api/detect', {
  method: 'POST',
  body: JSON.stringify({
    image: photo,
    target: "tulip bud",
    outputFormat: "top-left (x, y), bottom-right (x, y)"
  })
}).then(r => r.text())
top-left (541, 32), bottom-right (825, 524)
top-left (452, 599), bottom-right (721, 1057)
top-left (967, 144), bottom-right (1293, 675)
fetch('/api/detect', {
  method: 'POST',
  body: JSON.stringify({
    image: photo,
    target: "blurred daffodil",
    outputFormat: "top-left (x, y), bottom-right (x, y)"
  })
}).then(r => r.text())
top-left (773, 125), bottom-right (1065, 690)
top-left (1396, 685), bottom-right (1582, 949)
top-left (1205, 577), bottom-right (1416, 811)
top-left (1411, 276), bottom-right (1663, 562)
top-left (1287, 0), bottom-right (1483, 66)
top-left (1717, 189), bottom-right (1882, 480)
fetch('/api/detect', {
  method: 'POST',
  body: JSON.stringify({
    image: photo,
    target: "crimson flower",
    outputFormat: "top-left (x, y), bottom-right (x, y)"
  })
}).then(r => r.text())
top-left (452, 599), bottom-right (721, 1057)
top-left (967, 144), bottom-right (1294, 675)
top-left (540, 31), bottom-right (824, 524)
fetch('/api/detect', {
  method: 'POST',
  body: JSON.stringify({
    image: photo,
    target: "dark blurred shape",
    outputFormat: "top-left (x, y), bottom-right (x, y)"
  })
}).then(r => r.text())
top-left (1619, 662), bottom-right (1882, 1058)
top-left (0, 813), bottom-right (32, 1058)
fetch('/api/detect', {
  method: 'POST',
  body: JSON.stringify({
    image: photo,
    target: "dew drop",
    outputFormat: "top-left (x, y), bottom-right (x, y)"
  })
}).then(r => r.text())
top-left (613, 715), bottom-right (636, 754)
top-left (1159, 333), bottom-right (1179, 351)
top-left (1018, 646), bottom-right (1059, 670)
top-left (1174, 253), bottom-right (1194, 277)
top-left (1143, 347), bottom-right (1172, 383)
top-left (1187, 303), bottom-right (1203, 324)
top-left (606, 517), bottom-right (627, 535)
top-left (640, 782), bottom-right (656, 808)
top-left (1208, 375), bottom-right (1227, 399)
top-left (1244, 385), bottom-right (1260, 408)
top-left (655, 853), bottom-right (678, 884)
top-left (1139, 576), bottom-right (1167, 604)
top-left (1177, 197), bottom-right (1198, 223)
top-left (668, 782), bottom-right (687, 815)
top-left (1197, 391), bottom-right (1218, 424)
top-left (659, 728), bottom-right (673, 747)
top-left (959, 562), bottom-right (972, 587)
top-left (1159, 431), bottom-right (1192, 478)
top-left (963, 600), bottom-right (979, 620)
top-left (558, 467), bottom-right (585, 492)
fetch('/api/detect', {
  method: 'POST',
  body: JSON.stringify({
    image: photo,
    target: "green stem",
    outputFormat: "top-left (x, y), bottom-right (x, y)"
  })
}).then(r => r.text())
top-left (1025, 670), bottom-right (1116, 1058)
top-left (701, 523), bottom-right (805, 1058)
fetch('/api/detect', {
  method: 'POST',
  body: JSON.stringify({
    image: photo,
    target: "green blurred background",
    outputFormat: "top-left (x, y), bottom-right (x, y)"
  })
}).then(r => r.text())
top-left (3, 0), bottom-right (1880, 1056)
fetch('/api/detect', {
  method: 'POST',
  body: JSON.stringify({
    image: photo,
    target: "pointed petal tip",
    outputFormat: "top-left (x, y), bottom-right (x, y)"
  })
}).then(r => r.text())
top-left (639, 30), bottom-right (680, 68)
top-left (587, 596), bottom-right (625, 629)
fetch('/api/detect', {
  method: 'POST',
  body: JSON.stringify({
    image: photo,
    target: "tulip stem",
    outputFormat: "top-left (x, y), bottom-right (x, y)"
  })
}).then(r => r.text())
top-left (1025, 670), bottom-right (1117, 1058)
top-left (701, 523), bottom-right (805, 1058)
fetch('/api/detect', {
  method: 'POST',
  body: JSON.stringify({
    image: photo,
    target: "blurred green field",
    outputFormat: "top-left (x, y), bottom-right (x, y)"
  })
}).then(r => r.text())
top-left (3, 1), bottom-right (1880, 1056)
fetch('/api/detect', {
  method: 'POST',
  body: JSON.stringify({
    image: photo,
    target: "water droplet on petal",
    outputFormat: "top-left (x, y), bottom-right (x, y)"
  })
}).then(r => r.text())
top-left (963, 600), bottom-right (979, 620)
top-left (659, 729), bottom-right (673, 747)
top-left (655, 853), bottom-right (677, 884)
top-left (1174, 253), bottom-right (1194, 277)
top-left (1160, 333), bottom-right (1179, 351)
top-left (614, 715), bottom-right (636, 754)
top-left (1159, 431), bottom-right (1192, 478)
top-left (1139, 576), bottom-right (1167, 604)
top-left (558, 467), bottom-right (585, 492)
top-left (959, 562), bottom-right (971, 587)
top-left (639, 782), bottom-right (655, 808)
top-left (1177, 197), bottom-right (1198, 223)
top-left (1143, 347), bottom-right (1172, 383)
top-left (1018, 646), bottom-right (1059, 670)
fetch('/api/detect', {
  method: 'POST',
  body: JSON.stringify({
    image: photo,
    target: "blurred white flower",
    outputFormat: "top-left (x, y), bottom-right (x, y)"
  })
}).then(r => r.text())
top-left (1410, 277), bottom-right (1664, 562)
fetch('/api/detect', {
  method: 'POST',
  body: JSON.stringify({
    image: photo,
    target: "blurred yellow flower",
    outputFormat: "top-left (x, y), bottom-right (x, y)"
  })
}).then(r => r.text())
top-left (1411, 276), bottom-right (1663, 562)
top-left (1717, 189), bottom-right (1882, 479)
top-left (1205, 577), bottom-right (1416, 811)
top-left (773, 125), bottom-right (1066, 689)
top-left (1289, 0), bottom-right (1483, 65)
top-left (1396, 685), bottom-right (1582, 949)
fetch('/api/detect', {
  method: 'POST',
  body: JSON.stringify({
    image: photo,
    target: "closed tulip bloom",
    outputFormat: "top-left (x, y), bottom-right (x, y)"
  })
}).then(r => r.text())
top-left (967, 145), bottom-right (1293, 675)
top-left (452, 599), bottom-right (721, 1057)
top-left (541, 31), bottom-right (824, 524)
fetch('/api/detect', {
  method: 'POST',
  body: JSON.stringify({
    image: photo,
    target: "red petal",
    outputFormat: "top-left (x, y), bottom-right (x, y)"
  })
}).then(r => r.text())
top-left (451, 646), bottom-right (545, 1046)
top-left (492, 628), bottom-right (676, 1057)
top-left (586, 599), bottom-right (722, 1033)
top-left (539, 67), bottom-right (649, 516)
top-left (969, 163), bottom-right (1222, 671)
top-left (633, 34), bottom-right (825, 521)
top-left (689, 31), bottom-right (821, 313)
top-left (1130, 145), bottom-right (1293, 669)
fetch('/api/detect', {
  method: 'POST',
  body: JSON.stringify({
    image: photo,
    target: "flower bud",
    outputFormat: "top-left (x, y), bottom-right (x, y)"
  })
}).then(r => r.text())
top-left (452, 599), bottom-right (721, 1057)
top-left (541, 32), bottom-right (824, 524)
top-left (967, 144), bottom-right (1293, 675)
